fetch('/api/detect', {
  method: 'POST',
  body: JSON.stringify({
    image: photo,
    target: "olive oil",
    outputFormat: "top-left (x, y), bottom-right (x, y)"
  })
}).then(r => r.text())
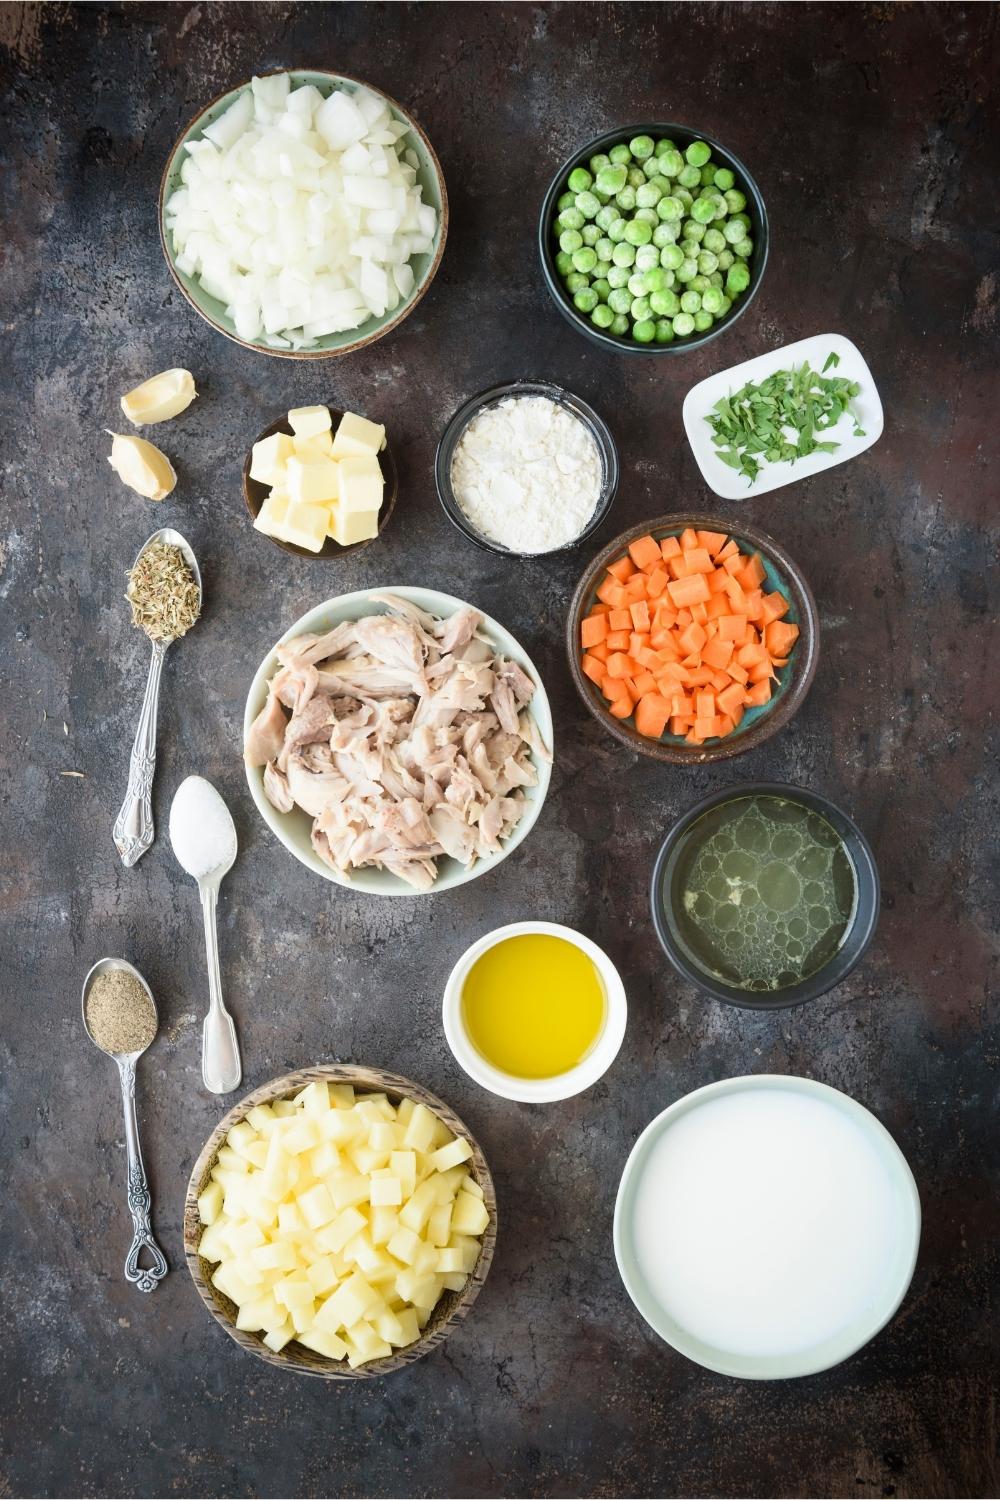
top-left (669, 796), bottom-right (856, 993)
top-left (460, 934), bottom-right (607, 1078)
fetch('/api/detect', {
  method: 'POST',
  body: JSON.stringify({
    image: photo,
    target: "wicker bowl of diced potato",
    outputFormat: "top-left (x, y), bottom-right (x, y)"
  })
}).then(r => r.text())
top-left (184, 1064), bottom-right (497, 1377)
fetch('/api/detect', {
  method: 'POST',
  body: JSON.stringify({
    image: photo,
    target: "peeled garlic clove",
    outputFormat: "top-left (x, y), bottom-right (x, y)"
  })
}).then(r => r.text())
top-left (120, 368), bottom-right (197, 426)
top-left (107, 432), bottom-right (177, 501)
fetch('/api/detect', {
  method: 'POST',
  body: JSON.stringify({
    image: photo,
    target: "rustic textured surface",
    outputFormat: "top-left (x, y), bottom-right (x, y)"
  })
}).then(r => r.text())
top-left (1, 3), bottom-right (997, 1497)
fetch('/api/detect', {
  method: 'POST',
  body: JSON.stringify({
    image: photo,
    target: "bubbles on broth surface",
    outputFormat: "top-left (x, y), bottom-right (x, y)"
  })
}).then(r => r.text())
top-left (672, 797), bottom-right (856, 992)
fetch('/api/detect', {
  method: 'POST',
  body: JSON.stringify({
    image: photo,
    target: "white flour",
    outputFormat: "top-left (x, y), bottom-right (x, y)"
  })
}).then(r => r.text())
top-left (449, 395), bottom-right (603, 553)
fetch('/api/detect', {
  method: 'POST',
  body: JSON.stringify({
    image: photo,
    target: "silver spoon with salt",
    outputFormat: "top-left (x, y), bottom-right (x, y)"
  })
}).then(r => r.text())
top-left (81, 957), bottom-right (169, 1292)
top-left (113, 528), bottom-right (202, 868)
top-left (169, 775), bottom-right (242, 1094)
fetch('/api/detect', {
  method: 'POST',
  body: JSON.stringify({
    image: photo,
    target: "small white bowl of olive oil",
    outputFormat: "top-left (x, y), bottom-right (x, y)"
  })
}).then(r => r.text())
top-left (442, 921), bottom-right (627, 1103)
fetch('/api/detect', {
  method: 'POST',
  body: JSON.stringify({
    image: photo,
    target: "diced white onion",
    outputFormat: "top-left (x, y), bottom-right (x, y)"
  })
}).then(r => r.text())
top-left (166, 72), bottom-right (437, 346)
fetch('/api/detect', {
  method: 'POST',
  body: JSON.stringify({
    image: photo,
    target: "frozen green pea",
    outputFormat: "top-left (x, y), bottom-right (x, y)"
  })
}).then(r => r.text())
top-left (685, 140), bottom-right (711, 168)
top-left (718, 294), bottom-right (733, 316)
top-left (648, 175), bottom-right (670, 195)
top-left (724, 189), bottom-right (746, 213)
top-left (684, 218), bottom-right (707, 242)
top-left (581, 225), bottom-right (600, 247)
top-left (559, 228), bottom-right (583, 253)
top-left (726, 265), bottom-right (751, 295)
top-left (576, 191), bottom-right (601, 219)
top-left (717, 248), bottom-right (734, 270)
top-left (723, 218), bottom-right (745, 244)
top-left (631, 296), bottom-right (652, 321)
top-left (635, 244), bottom-right (659, 270)
top-left (652, 223), bottom-right (677, 248)
top-left (609, 143), bottom-right (632, 166)
top-left (627, 271), bottom-right (648, 297)
top-left (555, 250), bottom-right (574, 277)
top-left (607, 264), bottom-right (630, 288)
top-left (568, 166), bottom-right (593, 193)
top-left (675, 187), bottom-right (694, 207)
top-left (627, 165), bottom-right (646, 188)
top-left (680, 289), bottom-right (701, 314)
top-left (615, 186), bottom-right (637, 213)
top-left (595, 165), bottom-right (628, 197)
top-left (700, 165), bottom-right (717, 186)
top-left (703, 227), bottom-right (725, 254)
top-left (701, 286), bottom-right (724, 314)
top-left (589, 153), bottom-right (611, 174)
top-left (565, 271), bottom-right (589, 293)
top-left (643, 156), bottom-right (663, 179)
top-left (655, 137), bottom-right (675, 154)
top-left (624, 219), bottom-right (652, 246)
top-left (734, 237), bottom-right (754, 259)
top-left (675, 257), bottom-right (698, 282)
top-left (644, 266), bottom-right (667, 292)
top-left (634, 207), bottom-right (659, 227)
top-left (650, 287), bottom-right (680, 317)
top-left (611, 312), bottom-right (630, 335)
top-left (657, 194), bottom-right (684, 223)
top-left (655, 318), bottom-right (674, 344)
top-left (607, 217), bottom-right (628, 242)
top-left (612, 241), bottom-right (636, 266)
top-left (636, 181), bottom-right (663, 208)
top-left (629, 134), bottom-right (655, 160)
top-left (593, 277), bottom-right (611, 302)
top-left (573, 287), bottom-right (599, 313)
top-left (557, 191), bottom-right (576, 212)
top-left (689, 274), bottom-right (710, 293)
top-left (693, 310), bottom-right (713, 332)
top-left (672, 311), bottom-right (695, 336)
top-left (713, 167), bottom-right (735, 191)
top-left (709, 271), bottom-right (723, 287)
top-left (690, 196), bottom-right (716, 224)
top-left (662, 269), bottom-right (676, 287)
top-left (595, 237), bottom-right (614, 261)
top-left (557, 207), bottom-right (584, 231)
top-left (632, 318), bottom-right (656, 343)
top-left (591, 302), bottom-right (615, 329)
top-left (659, 242), bottom-right (684, 271)
top-left (595, 203), bottom-right (618, 231)
top-left (697, 250), bottom-right (718, 274)
top-left (678, 164), bottom-right (702, 188)
top-left (659, 148), bottom-right (684, 178)
top-left (572, 246), bottom-right (598, 273)
top-left (607, 287), bottom-right (632, 315)
top-left (679, 240), bottom-right (701, 260)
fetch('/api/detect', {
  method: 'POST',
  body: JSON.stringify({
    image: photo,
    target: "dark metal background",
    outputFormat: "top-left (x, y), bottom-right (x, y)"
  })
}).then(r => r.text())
top-left (1, 4), bottom-right (997, 1496)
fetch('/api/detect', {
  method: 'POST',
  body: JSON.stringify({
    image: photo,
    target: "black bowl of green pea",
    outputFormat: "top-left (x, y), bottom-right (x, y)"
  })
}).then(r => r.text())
top-left (539, 124), bottom-right (768, 354)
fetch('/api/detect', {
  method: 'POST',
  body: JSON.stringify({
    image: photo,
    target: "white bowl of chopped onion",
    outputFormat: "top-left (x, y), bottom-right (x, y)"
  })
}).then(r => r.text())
top-left (159, 70), bottom-right (447, 358)
top-left (243, 588), bottom-right (554, 895)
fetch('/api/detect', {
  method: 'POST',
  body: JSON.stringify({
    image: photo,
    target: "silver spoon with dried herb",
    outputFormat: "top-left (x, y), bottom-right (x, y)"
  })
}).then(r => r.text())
top-left (82, 957), bottom-right (168, 1293)
top-left (113, 528), bottom-right (202, 867)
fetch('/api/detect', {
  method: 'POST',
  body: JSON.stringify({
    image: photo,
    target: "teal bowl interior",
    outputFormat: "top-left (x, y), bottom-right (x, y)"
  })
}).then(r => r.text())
top-left (159, 70), bottom-right (447, 358)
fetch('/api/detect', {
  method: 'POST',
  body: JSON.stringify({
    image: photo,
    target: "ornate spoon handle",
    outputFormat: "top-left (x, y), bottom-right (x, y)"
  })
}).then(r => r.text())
top-left (117, 1058), bottom-right (168, 1293)
top-left (113, 639), bottom-right (167, 867)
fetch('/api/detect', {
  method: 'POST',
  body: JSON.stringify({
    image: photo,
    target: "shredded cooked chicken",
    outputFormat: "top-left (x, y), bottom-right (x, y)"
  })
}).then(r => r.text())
top-left (245, 594), bottom-right (551, 890)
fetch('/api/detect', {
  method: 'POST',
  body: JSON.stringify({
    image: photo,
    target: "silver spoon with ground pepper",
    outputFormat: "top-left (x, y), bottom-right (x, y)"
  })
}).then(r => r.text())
top-left (82, 958), bottom-right (168, 1292)
top-left (113, 529), bottom-right (202, 867)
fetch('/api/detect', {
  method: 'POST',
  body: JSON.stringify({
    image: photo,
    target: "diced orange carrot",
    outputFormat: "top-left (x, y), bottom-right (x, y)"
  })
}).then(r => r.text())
top-left (717, 714), bottom-right (735, 737)
top-left (624, 573), bottom-right (649, 602)
top-left (694, 715), bottom-right (720, 739)
top-left (726, 661), bottom-right (749, 686)
top-left (695, 690), bottom-right (716, 718)
top-left (743, 589), bottom-right (764, 622)
top-left (683, 547), bottom-right (714, 574)
top-left (628, 534), bottom-right (663, 571)
top-left (770, 656), bottom-right (790, 668)
top-left (601, 674), bottom-right (624, 700)
top-left (582, 654), bottom-right (605, 684)
top-left (670, 715), bottom-right (693, 736)
top-left (678, 622), bottom-right (708, 656)
top-left (630, 599), bottom-right (651, 632)
top-left (667, 574), bottom-right (711, 607)
top-left (717, 614), bottom-right (745, 641)
top-left (581, 614), bottom-right (608, 648)
top-left (589, 641), bottom-right (610, 663)
top-left (764, 620), bottom-right (801, 657)
top-left (722, 575), bottom-right (747, 611)
top-left (635, 693), bottom-right (671, 738)
top-left (667, 553), bottom-right (690, 581)
top-left (606, 652), bottom-right (634, 679)
top-left (685, 730), bottom-right (704, 745)
top-left (605, 630), bottom-right (630, 652)
top-left (707, 566), bottom-right (730, 595)
top-left (660, 534), bottom-right (682, 559)
top-left (607, 556), bottom-right (636, 583)
top-left (607, 607), bottom-right (630, 633)
top-left (697, 530), bottom-right (729, 557)
top-left (746, 679), bottom-right (772, 707)
top-left (632, 670), bottom-right (658, 697)
top-left (634, 645), bottom-right (661, 671)
top-left (646, 567), bottom-right (669, 599)
top-left (722, 551), bottom-right (744, 576)
top-left (681, 652), bottom-right (701, 668)
top-left (654, 608), bottom-right (678, 631)
top-left (748, 658), bottom-right (777, 684)
top-left (669, 691), bottom-right (693, 716)
top-left (738, 552), bottom-right (766, 589)
top-left (702, 636), bottom-right (734, 670)
top-left (736, 642), bottom-right (767, 667)
top-left (716, 539), bottom-right (739, 561)
top-left (629, 632), bottom-right (649, 657)
top-left (760, 590), bottom-right (790, 623)
top-left (657, 661), bottom-right (691, 684)
top-left (710, 670), bottom-right (731, 691)
top-left (608, 695), bottom-right (633, 718)
top-left (674, 607), bottom-right (693, 627)
top-left (679, 527), bottom-right (700, 551)
top-left (716, 682), bottom-right (746, 718)
top-left (596, 577), bottom-right (626, 607)
top-left (690, 600), bottom-right (708, 623)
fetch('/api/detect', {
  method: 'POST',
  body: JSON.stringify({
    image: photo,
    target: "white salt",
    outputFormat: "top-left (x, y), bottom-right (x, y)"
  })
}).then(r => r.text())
top-left (169, 775), bottom-right (237, 879)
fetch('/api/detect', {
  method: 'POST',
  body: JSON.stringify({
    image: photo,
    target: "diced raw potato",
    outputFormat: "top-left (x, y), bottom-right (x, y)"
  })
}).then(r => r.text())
top-left (299, 1078), bottom-right (332, 1116)
top-left (449, 1235), bottom-right (483, 1273)
top-left (369, 1171), bottom-right (403, 1207)
top-left (368, 1121), bottom-right (400, 1153)
top-left (441, 1272), bottom-right (468, 1293)
top-left (373, 1307), bottom-right (405, 1346)
top-left (370, 1206), bottom-right (400, 1247)
top-left (298, 1184), bottom-right (337, 1230)
top-left (216, 1146), bottom-right (248, 1173)
top-left (227, 1220), bottom-right (266, 1254)
top-left (263, 1322), bottom-right (295, 1353)
top-left (236, 1299), bottom-right (270, 1332)
top-left (309, 1142), bottom-right (341, 1178)
top-left (395, 1097), bottom-right (415, 1126)
top-left (246, 1104), bottom-right (276, 1133)
top-left (230, 1254), bottom-right (265, 1287)
top-left (436, 1247), bottom-right (465, 1275)
top-left (462, 1177), bottom-right (485, 1201)
top-left (305, 1256), bottom-right (340, 1296)
top-left (387, 1225), bottom-right (422, 1266)
top-left (290, 1300), bottom-right (317, 1335)
top-left (198, 1181), bottom-right (224, 1226)
top-left (412, 1241), bottom-right (440, 1276)
top-left (329, 1084), bottom-right (355, 1109)
top-left (280, 1119), bottom-right (320, 1155)
top-left (250, 1241), bottom-right (299, 1272)
top-left (211, 1263), bottom-right (258, 1306)
top-left (315, 1271), bottom-right (380, 1333)
top-left (227, 1120), bottom-right (258, 1157)
top-left (451, 1192), bottom-right (490, 1237)
top-left (431, 1136), bottom-right (473, 1172)
top-left (274, 1276), bottom-right (315, 1310)
top-left (399, 1180), bottom-right (437, 1234)
top-left (197, 1220), bottom-right (229, 1263)
top-left (272, 1099), bottom-right (297, 1118)
top-left (426, 1203), bottom-right (452, 1248)
top-left (328, 1170), bottom-right (370, 1211)
top-left (395, 1269), bottom-right (441, 1311)
top-left (319, 1206), bottom-right (367, 1254)
top-left (276, 1202), bottom-right (305, 1237)
top-left (390, 1150), bottom-right (417, 1198)
top-left (351, 1144), bottom-right (391, 1176)
top-left (403, 1104), bottom-right (437, 1153)
top-left (320, 1109), bottom-right (362, 1144)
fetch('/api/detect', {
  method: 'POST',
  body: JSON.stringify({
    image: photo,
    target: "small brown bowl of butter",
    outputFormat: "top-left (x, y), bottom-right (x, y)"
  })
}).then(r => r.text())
top-left (243, 403), bottom-right (398, 561)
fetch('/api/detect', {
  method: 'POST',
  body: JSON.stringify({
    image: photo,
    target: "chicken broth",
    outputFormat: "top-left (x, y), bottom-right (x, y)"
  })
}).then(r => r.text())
top-left (668, 795), bottom-right (856, 992)
top-left (460, 934), bottom-right (606, 1079)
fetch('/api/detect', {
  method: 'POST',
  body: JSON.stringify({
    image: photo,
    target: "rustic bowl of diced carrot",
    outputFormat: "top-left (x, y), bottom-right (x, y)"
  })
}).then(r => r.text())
top-left (567, 515), bottom-right (819, 764)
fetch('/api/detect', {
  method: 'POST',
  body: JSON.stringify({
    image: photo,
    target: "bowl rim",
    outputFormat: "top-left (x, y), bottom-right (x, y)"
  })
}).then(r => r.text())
top-left (613, 1073), bottom-right (921, 1379)
top-left (158, 67), bottom-right (449, 360)
top-left (538, 120), bottom-right (769, 357)
top-left (183, 1063), bottom-right (497, 1378)
top-left (649, 780), bottom-right (881, 1011)
top-left (243, 586), bottom-right (554, 895)
top-left (241, 402), bottom-right (399, 559)
top-left (441, 920), bottom-right (628, 1102)
top-left (566, 514), bottom-right (819, 764)
top-left (434, 379), bottom-right (620, 557)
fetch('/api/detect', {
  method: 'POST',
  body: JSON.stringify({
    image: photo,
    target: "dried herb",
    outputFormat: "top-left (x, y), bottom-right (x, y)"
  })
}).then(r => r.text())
top-left (705, 355), bottom-right (865, 487)
top-left (126, 541), bottom-right (200, 642)
top-left (85, 969), bottom-right (157, 1054)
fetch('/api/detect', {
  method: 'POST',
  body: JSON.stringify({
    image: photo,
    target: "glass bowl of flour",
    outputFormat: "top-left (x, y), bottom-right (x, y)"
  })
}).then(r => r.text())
top-left (435, 381), bottom-right (619, 556)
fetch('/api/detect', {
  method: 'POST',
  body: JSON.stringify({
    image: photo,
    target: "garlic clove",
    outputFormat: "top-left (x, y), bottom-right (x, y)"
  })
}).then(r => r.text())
top-left (107, 432), bottom-right (177, 501)
top-left (120, 368), bottom-right (197, 426)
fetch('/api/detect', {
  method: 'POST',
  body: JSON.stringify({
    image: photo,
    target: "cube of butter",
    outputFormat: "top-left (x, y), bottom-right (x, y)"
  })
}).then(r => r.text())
top-left (337, 454), bottom-right (384, 515)
top-left (282, 500), bottom-right (330, 554)
top-left (253, 491), bottom-right (291, 541)
top-left (286, 455), bottom-right (340, 505)
top-left (293, 429), bottom-right (335, 461)
top-left (288, 404), bottom-right (332, 439)
top-left (249, 432), bottom-right (294, 485)
top-left (327, 504), bottom-right (379, 548)
top-left (332, 410), bottom-right (386, 458)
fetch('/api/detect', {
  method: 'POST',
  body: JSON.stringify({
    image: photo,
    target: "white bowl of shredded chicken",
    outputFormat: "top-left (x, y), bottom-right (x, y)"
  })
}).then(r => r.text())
top-left (243, 588), bottom-right (554, 894)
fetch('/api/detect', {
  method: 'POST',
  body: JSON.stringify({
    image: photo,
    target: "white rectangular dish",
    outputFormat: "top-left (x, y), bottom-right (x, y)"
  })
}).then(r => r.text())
top-left (682, 333), bottom-right (883, 500)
